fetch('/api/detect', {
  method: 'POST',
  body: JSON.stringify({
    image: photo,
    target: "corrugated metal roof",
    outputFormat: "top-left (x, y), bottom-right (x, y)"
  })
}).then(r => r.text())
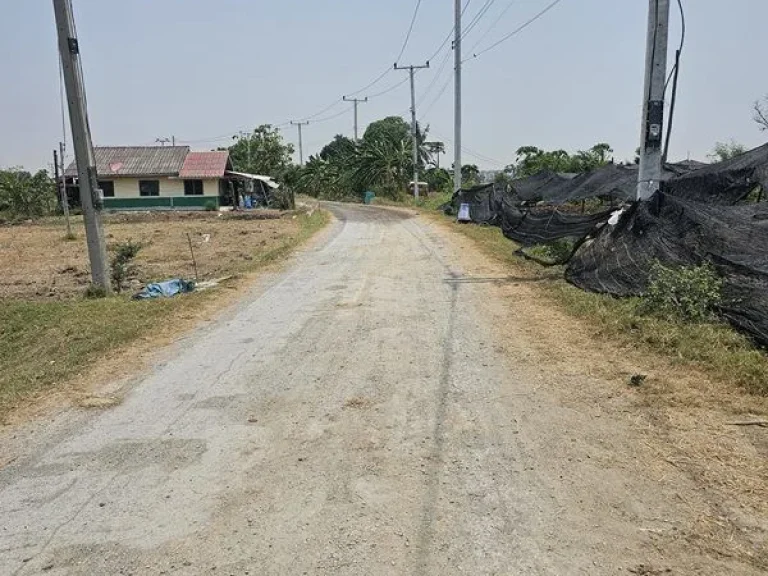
top-left (179, 151), bottom-right (230, 179)
top-left (226, 171), bottom-right (280, 189)
top-left (64, 146), bottom-right (190, 177)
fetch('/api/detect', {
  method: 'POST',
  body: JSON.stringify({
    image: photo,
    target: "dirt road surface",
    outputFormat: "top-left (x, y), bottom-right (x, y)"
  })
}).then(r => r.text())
top-left (0, 204), bottom-right (763, 575)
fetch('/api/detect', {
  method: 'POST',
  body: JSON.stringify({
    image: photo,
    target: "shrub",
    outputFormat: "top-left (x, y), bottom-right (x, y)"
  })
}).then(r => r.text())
top-left (84, 284), bottom-right (107, 299)
top-left (203, 200), bottom-right (217, 211)
top-left (110, 240), bottom-right (142, 293)
top-left (270, 188), bottom-right (295, 210)
top-left (640, 261), bottom-right (723, 323)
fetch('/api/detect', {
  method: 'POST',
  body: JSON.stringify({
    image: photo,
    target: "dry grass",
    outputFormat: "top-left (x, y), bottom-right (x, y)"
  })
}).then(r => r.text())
top-left (0, 209), bottom-right (329, 418)
top-left (428, 215), bottom-right (768, 396)
top-left (427, 215), bottom-right (768, 572)
top-left (0, 210), bottom-right (310, 300)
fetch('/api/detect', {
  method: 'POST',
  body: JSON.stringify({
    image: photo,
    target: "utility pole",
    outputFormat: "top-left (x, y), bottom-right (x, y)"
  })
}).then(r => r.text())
top-left (453, 0), bottom-right (462, 194)
top-left (343, 96), bottom-right (368, 142)
top-left (155, 137), bottom-right (171, 147)
top-left (291, 121), bottom-right (309, 166)
top-left (53, 0), bottom-right (110, 292)
top-left (637, 0), bottom-right (670, 201)
top-left (394, 61), bottom-right (429, 199)
top-left (54, 144), bottom-right (72, 237)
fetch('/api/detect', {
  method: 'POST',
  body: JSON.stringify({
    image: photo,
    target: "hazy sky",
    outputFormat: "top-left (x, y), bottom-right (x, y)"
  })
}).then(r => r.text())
top-left (2, 0), bottom-right (767, 171)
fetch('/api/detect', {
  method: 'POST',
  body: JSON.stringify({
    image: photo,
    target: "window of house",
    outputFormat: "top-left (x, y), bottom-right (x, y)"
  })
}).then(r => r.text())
top-left (98, 180), bottom-right (115, 198)
top-left (139, 180), bottom-right (160, 197)
top-left (184, 179), bottom-right (204, 196)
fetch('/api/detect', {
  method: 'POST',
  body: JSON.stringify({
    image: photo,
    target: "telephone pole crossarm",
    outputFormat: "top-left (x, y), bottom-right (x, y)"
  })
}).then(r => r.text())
top-left (343, 96), bottom-right (368, 142)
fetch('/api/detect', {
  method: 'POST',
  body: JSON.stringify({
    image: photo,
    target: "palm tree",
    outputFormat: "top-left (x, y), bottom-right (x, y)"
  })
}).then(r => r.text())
top-left (425, 141), bottom-right (446, 169)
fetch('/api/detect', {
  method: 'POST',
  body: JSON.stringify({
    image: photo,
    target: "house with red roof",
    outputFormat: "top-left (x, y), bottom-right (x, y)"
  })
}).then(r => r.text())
top-left (65, 146), bottom-right (234, 210)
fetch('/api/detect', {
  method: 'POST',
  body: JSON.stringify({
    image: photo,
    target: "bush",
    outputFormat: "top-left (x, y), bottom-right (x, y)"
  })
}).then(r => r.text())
top-left (84, 284), bottom-right (107, 299)
top-left (0, 168), bottom-right (56, 219)
top-left (640, 261), bottom-right (723, 323)
top-left (270, 188), bottom-right (295, 210)
top-left (204, 200), bottom-right (217, 211)
top-left (110, 240), bottom-right (142, 293)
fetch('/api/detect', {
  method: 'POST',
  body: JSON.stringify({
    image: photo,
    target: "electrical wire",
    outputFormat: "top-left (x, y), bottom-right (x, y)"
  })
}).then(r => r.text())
top-left (426, 0), bottom-right (472, 61)
top-left (465, 0), bottom-right (565, 62)
top-left (461, 0), bottom-right (497, 41)
top-left (311, 106), bottom-right (354, 124)
top-left (173, 0), bottom-right (428, 148)
top-left (466, 0), bottom-right (519, 55)
top-left (663, 0), bottom-right (686, 163)
top-left (368, 76), bottom-right (410, 99)
top-left (395, 0), bottom-right (424, 64)
top-left (420, 74), bottom-right (453, 120)
top-left (417, 50), bottom-right (453, 107)
top-left (429, 128), bottom-right (506, 167)
top-left (664, 0), bottom-right (686, 92)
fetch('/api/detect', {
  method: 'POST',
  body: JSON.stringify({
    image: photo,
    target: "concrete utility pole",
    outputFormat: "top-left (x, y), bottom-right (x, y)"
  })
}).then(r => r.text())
top-left (453, 0), bottom-right (463, 195)
top-left (291, 121), bottom-right (309, 166)
top-left (637, 0), bottom-right (670, 201)
top-left (54, 144), bottom-right (72, 237)
top-left (343, 96), bottom-right (368, 142)
top-left (53, 0), bottom-right (111, 292)
top-left (394, 62), bottom-right (430, 199)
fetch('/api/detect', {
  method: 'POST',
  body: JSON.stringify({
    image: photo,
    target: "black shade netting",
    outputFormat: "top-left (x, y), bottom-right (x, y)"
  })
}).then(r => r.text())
top-left (663, 143), bottom-right (768, 205)
top-left (566, 192), bottom-right (768, 346)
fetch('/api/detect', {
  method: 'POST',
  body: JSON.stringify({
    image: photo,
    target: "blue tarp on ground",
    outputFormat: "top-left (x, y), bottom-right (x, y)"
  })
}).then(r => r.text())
top-left (133, 278), bottom-right (195, 300)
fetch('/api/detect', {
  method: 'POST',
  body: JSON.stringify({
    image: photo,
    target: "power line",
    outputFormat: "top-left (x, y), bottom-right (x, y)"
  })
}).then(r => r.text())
top-left (420, 74), bottom-right (453, 119)
top-left (368, 76), bottom-right (410, 99)
top-left (180, 0), bottom-right (428, 143)
top-left (426, 0), bottom-right (473, 61)
top-left (348, 0), bottom-right (425, 98)
top-left (465, 0), bottom-right (565, 62)
top-left (461, 0), bottom-right (497, 41)
top-left (429, 128), bottom-right (506, 167)
top-left (395, 0), bottom-right (424, 64)
top-left (417, 49), bottom-right (453, 107)
top-left (466, 0), bottom-right (519, 55)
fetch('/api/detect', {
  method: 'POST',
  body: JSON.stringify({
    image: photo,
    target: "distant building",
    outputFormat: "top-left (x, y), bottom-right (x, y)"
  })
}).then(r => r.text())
top-left (64, 146), bottom-right (233, 210)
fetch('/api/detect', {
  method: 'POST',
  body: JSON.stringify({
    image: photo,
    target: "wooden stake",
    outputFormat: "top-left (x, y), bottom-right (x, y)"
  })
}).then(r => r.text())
top-left (186, 233), bottom-right (199, 280)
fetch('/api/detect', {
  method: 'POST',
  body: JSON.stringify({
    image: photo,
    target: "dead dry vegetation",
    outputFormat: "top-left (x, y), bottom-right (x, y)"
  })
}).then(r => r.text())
top-left (0, 210), bottom-right (307, 300)
top-left (429, 215), bottom-right (768, 571)
top-left (0, 208), bottom-right (329, 418)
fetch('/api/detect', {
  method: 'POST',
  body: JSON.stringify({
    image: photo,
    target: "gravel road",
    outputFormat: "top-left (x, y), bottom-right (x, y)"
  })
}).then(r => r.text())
top-left (0, 203), bottom-right (760, 575)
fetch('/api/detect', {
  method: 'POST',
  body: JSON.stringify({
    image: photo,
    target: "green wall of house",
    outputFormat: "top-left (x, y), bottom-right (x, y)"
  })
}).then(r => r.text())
top-left (103, 196), bottom-right (220, 210)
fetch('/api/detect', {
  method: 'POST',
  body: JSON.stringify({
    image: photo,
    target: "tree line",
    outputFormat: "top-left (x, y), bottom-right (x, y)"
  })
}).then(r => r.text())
top-left (226, 118), bottom-right (623, 200)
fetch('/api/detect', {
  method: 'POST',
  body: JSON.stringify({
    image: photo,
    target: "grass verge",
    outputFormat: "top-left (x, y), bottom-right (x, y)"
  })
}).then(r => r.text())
top-left (0, 209), bottom-right (329, 417)
top-left (430, 215), bottom-right (768, 396)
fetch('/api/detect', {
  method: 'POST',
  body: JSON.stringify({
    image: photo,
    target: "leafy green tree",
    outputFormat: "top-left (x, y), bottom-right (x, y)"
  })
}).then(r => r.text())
top-left (320, 135), bottom-right (357, 162)
top-left (461, 164), bottom-right (481, 187)
top-left (0, 168), bottom-right (56, 219)
top-left (228, 125), bottom-right (295, 179)
top-left (494, 171), bottom-right (514, 188)
top-left (352, 137), bottom-right (411, 198)
top-left (423, 167), bottom-right (452, 193)
top-left (513, 143), bottom-right (613, 178)
top-left (295, 155), bottom-right (348, 199)
top-left (710, 140), bottom-right (746, 162)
